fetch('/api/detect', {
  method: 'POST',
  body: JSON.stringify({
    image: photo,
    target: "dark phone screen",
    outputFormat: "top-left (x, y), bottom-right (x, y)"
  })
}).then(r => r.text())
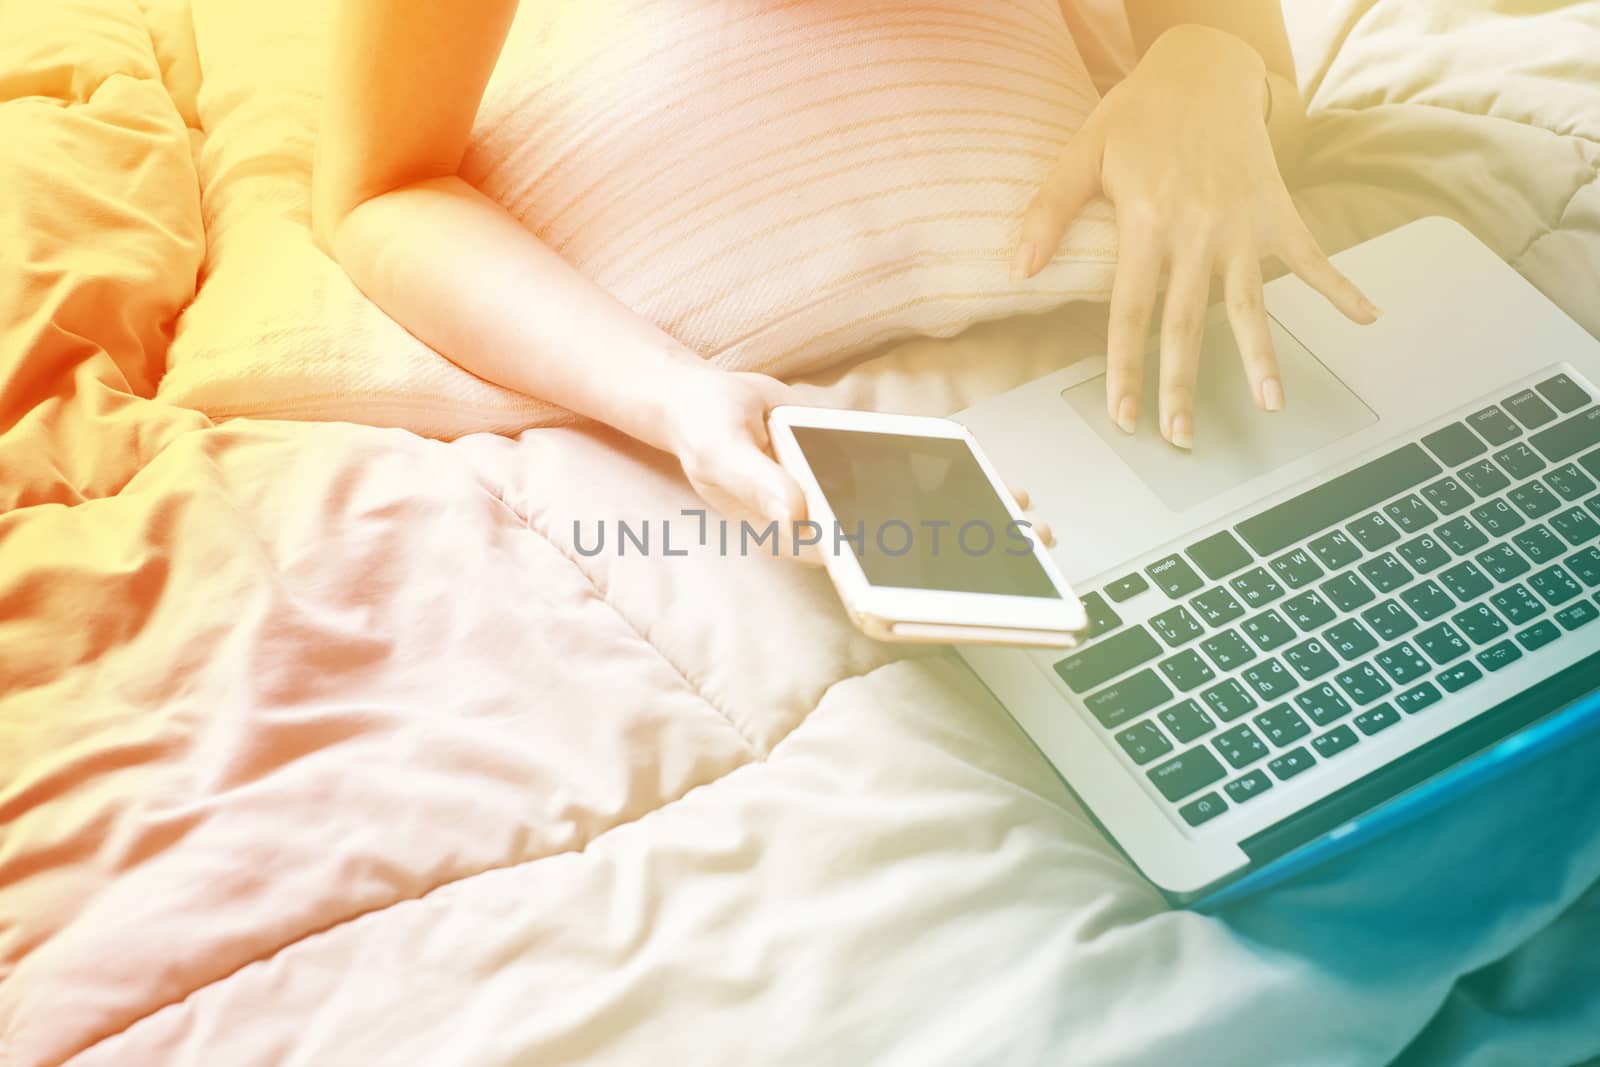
top-left (791, 427), bottom-right (1061, 599)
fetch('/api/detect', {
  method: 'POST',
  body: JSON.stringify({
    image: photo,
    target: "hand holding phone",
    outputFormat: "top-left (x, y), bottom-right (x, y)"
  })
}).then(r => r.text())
top-left (767, 407), bottom-right (1088, 649)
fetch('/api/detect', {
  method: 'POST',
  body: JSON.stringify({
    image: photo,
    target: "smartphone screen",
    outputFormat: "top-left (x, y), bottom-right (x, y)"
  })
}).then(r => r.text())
top-left (789, 427), bottom-right (1061, 599)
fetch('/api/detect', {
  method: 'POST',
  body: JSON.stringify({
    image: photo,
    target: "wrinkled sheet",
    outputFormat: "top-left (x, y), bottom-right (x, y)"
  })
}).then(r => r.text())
top-left (3, 1), bottom-right (1600, 1066)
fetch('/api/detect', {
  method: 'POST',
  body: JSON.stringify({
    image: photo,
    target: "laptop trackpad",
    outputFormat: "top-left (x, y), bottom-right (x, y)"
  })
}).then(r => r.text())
top-left (1062, 318), bottom-right (1378, 512)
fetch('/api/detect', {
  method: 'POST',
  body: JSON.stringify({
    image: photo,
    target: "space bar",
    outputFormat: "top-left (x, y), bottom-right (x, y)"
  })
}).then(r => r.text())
top-left (1236, 443), bottom-right (1442, 557)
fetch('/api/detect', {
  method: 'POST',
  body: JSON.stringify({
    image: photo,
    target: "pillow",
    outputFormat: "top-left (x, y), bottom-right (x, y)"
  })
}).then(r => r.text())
top-left (166, 0), bottom-right (1118, 438)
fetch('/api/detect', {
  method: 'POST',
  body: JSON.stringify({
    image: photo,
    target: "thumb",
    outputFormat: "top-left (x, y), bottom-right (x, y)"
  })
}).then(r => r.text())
top-left (1014, 118), bottom-right (1105, 282)
top-left (728, 443), bottom-right (808, 527)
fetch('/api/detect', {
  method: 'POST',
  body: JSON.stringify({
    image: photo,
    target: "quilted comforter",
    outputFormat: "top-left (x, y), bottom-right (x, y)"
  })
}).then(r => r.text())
top-left (3, 2), bottom-right (1599, 1065)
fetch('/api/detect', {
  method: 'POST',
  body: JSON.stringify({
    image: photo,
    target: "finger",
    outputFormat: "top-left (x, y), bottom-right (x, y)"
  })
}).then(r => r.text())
top-left (1274, 218), bottom-right (1381, 325)
top-left (1158, 239), bottom-right (1213, 450)
top-left (1015, 117), bottom-right (1105, 282)
top-left (1007, 484), bottom-right (1031, 510)
top-left (1104, 208), bottom-right (1163, 434)
top-left (1033, 520), bottom-right (1055, 548)
top-left (1222, 251), bottom-right (1283, 413)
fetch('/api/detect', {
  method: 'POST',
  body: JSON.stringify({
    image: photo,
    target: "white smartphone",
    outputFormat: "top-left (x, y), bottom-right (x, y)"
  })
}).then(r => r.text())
top-left (767, 406), bottom-right (1089, 649)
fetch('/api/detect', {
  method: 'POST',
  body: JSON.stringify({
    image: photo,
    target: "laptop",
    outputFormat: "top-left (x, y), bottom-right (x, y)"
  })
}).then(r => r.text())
top-left (955, 216), bottom-right (1600, 908)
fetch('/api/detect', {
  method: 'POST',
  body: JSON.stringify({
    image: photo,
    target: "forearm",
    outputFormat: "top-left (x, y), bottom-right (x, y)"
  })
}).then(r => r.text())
top-left (327, 176), bottom-right (701, 451)
top-left (1124, 0), bottom-right (1294, 78)
top-left (1123, 1), bottom-right (1307, 159)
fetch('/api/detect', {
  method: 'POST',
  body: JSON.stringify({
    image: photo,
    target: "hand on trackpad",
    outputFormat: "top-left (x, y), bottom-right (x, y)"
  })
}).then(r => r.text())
top-left (1062, 318), bottom-right (1377, 512)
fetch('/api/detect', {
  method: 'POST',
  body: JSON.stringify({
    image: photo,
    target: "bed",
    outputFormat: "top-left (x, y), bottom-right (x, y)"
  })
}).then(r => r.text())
top-left (2, 1), bottom-right (1599, 1065)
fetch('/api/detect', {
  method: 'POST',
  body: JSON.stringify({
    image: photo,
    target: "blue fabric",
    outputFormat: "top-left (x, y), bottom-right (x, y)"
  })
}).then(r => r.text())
top-left (1217, 699), bottom-right (1600, 1064)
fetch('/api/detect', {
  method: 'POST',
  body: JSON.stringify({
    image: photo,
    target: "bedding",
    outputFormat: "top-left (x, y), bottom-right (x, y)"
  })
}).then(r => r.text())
top-left (3, 2), bottom-right (1600, 1067)
top-left (157, 0), bottom-right (1118, 438)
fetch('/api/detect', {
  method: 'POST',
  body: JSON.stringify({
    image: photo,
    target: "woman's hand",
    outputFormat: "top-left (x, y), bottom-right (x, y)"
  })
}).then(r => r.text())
top-left (659, 366), bottom-right (811, 532)
top-left (1015, 24), bottom-right (1380, 450)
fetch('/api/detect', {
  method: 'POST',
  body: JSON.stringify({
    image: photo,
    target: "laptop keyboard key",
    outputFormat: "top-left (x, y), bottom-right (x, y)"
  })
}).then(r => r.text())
top-left (1354, 703), bottom-right (1401, 736)
top-left (1349, 512), bottom-right (1401, 551)
top-left (1191, 587), bottom-right (1246, 627)
top-left (1515, 525), bottom-right (1566, 564)
top-left (1179, 792), bottom-right (1228, 827)
top-left (1159, 649), bottom-right (1216, 692)
top-left (1375, 642), bottom-right (1431, 686)
top-left (1202, 679), bottom-right (1258, 722)
top-left (1476, 640), bottom-right (1523, 673)
top-left (1362, 600), bottom-right (1418, 641)
top-left (1084, 670), bottom-right (1173, 728)
top-left (1551, 507), bottom-right (1600, 546)
top-left (1536, 373), bottom-right (1591, 413)
top-left (1437, 517), bottom-right (1490, 555)
top-left (1567, 547), bottom-right (1600, 587)
top-left (1505, 388), bottom-right (1558, 429)
top-left (1422, 476), bottom-right (1476, 516)
top-left (1295, 683), bottom-right (1352, 727)
top-left (1546, 463), bottom-right (1597, 501)
top-left (1516, 620), bottom-right (1562, 651)
top-left (1385, 495), bottom-right (1437, 534)
top-left (1325, 619), bottom-right (1379, 660)
top-left (1400, 579), bottom-right (1455, 622)
top-left (1493, 442), bottom-right (1546, 480)
top-left (1242, 610), bottom-right (1297, 652)
top-left (1054, 626), bottom-right (1157, 693)
top-left (1309, 530), bottom-right (1363, 570)
top-left (1230, 567), bottom-right (1285, 608)
top-left (1461, 460), bottom-right (1511, 498)
top-left (1556, 601), bottom-right (1599, 630)
top-left (1115, 721), bottom-right (1174, 765)
top-left (1283, 591), bottom-right (1336, 632)
top-left (1312, 725), bottom-right (1360, 759)
top-left (1214, 724), bottom-right (1270, 770)
top-left (1268, 746), bottom-right (1316, 781)
top-left (1283, 637), bottom-right (1339, 681)
top-left (1530, 564), bottom-right (1583, 606)
top-left (1322, 571), bottom-right (1377, 612)
top-left (1225, 770), bottom-right (1274, 805)
top-left (1271, 548), bottom-right (1325, 589)
top-left (1186, 531), bottom-right (1253, 581)
top-left (1509, 482), bottom-right (1562, 520)
top-left (1422, 422), bottom-right (1487, 466)
top-left (1147, 554), bottom-right (1205, 599)
top-left (1079, 592), bottom-right (1123, 638)
top-left (1200, 629), bottom-right (1256, 671)
top-left (1491, 584), bottom-right (1545, 626)
top-left (1360, 552), bottom-right (1413, 593)
top-left (1159, 699), bottom-right (1217, 744)
top-left (1255, 703), bottom-right (1312, 747)
top-left (1106, 573), bottom-right (1149, 602)
top-left (1529, 406), bottom-right (1600, 462)
top-left (1149, 748), bottom-right (1227, 802)
top-left (1438, 662), bottom-right (1484, 693)
top-left (1471, 498), bottom-right (1523, 537)
top-left (1397, 534), bottom-right (1451, 574)
top-left (1151, 606), bottom-right (1205, 648)
top-left (1439, 560), bottom-right (1494, 601)
top-left (1416, 621), bottom-right (1470, 665)
top-left (1241, 658), bottom-right (1297, 701)
top-left (1477, 543), bottom-right (1531, 582)
top-left (1336, 663), bottom-right (1393, 705)
top-left (1395, 681), bottom-right (1443, 714)
top-left (1452, 603), bottom-right (1508, 644)
top-left (1468, 406), bottom-right (1523, 446)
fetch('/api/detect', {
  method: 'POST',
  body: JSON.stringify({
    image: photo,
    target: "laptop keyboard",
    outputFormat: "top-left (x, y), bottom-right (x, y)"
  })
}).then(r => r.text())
top-left (1054, 373), bottom-right (1600, 830)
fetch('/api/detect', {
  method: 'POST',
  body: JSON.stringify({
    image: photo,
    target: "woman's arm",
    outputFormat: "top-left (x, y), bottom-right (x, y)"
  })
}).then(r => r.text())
top-left (314, 0), bottom-right (806, 527)
top-left (1017, 2), bottom-right (1377, 450)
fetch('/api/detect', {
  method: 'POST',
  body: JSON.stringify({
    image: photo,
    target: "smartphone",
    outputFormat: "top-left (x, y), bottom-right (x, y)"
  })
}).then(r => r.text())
top-left (767, 406), bottom-right (1089, 649)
